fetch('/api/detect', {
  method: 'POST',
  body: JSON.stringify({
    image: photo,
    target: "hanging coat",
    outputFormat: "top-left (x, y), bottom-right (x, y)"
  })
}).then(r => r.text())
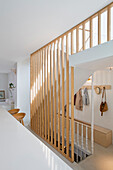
top-left (83, 88), bottom-right (90, 105)
top-left (75, 89), bottom-right (83, 111)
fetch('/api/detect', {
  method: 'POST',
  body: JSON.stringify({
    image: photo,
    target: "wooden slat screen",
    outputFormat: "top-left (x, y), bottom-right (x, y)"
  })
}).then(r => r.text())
top-left (30, 2), bottom-right (113, 162)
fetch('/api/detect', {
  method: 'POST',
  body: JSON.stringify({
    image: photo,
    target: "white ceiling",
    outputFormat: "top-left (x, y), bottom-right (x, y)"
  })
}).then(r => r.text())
top-left (0, 0), bottom-right (112, 73)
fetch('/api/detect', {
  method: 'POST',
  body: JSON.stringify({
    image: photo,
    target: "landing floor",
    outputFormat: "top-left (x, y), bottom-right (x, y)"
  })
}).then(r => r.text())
top-left (28, 126), bottom-right (113, 170)
top-left (79, 143), bottom-right (113, 170)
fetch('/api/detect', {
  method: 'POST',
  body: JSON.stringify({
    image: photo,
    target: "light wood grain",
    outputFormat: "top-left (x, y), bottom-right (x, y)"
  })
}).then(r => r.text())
top-left (45, 48), bottom-right (47, 140)
top-left (42, 49), bottom-right (45, 138)
top-left (33, 56), bottom-right (35, 131)
top-left (47, 46), bottom-right (50, 142)
top-left (54, 42), bottom-right (57, 147)
top-left (71, 30), bottom-right (74, 162)
top-left (37, 52), bottom-right (40, 134)
top-left (30, 55), bottom-right (32, 128)
top-left (40, 50), bottom-right (42, 136)
top-left (58, 39), bottom-right (60, 150)
top-left (82, 85), bottom-right (111, 90)
top-left (66, 34), bottom-right (69, 157)
top-left (83, 23), bottom-right (85, 50)
top-left (61, 37), bottom-right (65, 153)
top-left (39, 51), bottom-right (41, 135)
top-left (50, 44), bottom-right (53, 144)
top-left (98, 12), bottom-right (101, 45)
top-left (107, 7), bottom-right (111, 41)
top-left (36, 53), bottom-right (38, 134)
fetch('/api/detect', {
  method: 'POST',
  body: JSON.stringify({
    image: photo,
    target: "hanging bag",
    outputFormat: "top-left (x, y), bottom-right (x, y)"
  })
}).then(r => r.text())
top-left (100, 87), bottom-right (108, 116)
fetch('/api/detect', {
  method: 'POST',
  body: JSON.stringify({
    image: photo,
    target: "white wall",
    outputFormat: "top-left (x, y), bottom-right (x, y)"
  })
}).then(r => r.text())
top-left (17, 57), bottom-right (30, 126)
top-left (75, 70), bottom-right (113, 142)
top-left (0, 73), bottom-right (8, 98)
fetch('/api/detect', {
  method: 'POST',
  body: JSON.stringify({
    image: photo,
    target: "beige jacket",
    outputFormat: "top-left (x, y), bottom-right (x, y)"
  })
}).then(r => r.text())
top-left (75, 89), bottom-right (83, 111)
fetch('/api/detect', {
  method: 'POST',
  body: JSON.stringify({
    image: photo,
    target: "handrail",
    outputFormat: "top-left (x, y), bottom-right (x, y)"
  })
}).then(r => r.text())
top-left (59, 113), bottom-right (91, 127)
top-left (31, 2), bottom-right (113, 55)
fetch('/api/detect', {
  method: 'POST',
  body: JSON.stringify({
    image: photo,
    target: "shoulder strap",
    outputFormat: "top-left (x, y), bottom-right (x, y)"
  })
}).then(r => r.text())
top-left (101, 87), bottom-right (105, 102)
top-left (104, 87), bottom-right (106, 101)
top-left (102, 87), bottom-right (106, 102)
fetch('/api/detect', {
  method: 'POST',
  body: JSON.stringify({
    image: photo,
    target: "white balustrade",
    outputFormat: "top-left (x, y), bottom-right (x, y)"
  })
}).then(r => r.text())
top-left (85, 125), bottom-right (88, 151)
top-left (77, 122), bottom-right (79, 146)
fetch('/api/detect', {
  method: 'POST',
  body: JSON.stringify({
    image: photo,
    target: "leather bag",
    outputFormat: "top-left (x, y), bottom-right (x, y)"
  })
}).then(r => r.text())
top-left (100, 87), bottom-right (108, 116)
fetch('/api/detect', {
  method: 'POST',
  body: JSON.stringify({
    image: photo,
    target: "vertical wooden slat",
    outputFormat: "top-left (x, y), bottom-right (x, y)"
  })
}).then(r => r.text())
top-left (81, 124), bottom-right (83, 149)
top-left (98, 12), bottom-right (101, 44)
top-left (35, 56), bottom-right (37, 133)
top-left (71, 30), bottom-right (74, 162)
top-left (42, 49), bottom-right (45, 138)
top-left (46, 47), bottom-right (48, 139)
top-left (35, 54), bottom-right (37, 133)
top-left (39, 51), bottom-right (41, 136)
top-left (50, 44), bottom-right (53, 144)
top-left (40, 50), bottom-right (42, 136)
top-left (58, 39), bottom-right (60, 150)
top-left (39, 50), bottom-right (41, 136)
top-left (90, 18), bottom-right (93, 48)
top-left (38, 52), bottom-right (40, 135)
top-left (61, 37), bottom-right (65, 153)
top-left (76, 27), bottom-right (79, 53)
top-left (37, 52), bottom-right (39, 134)
top-left (54, 42), bottom-right (57, 147)
top-left (39, 51), bottom-right (41, 135)
top-left (34, 54), bottom-right (36, 133)
top-left (30, 55), bottom-right (32, 129)
top-left (71, 68), bottom-right (74, 161)
top-left (36, 53), bottom-right (38, 134)
top-left (71, 30), bottom-right (74, 53)
top-left (41, 51), bottom-right (43, 137)
top-left (66, 34), bottom-right (69, 157)
top-left (83, 23), bottom-right (85, 50)
top-left (45, 48), bottom-right (47, 140)
top-left (32, 55), bottom-right (34, 132)
top-left (31, 56), bottom-right (33, 129)
top-left (107, 6), bottom-right (111, 41)
top-left (41, 50), bottom-right (43, 137)
top-left (33, 57), bottom-right (35, 131)
top-left (32, 55), bottom-right (34, 131)
top-left (48, 46), bottom-right (50, 142)
top-left (38, 51), bottom-right (40, 135)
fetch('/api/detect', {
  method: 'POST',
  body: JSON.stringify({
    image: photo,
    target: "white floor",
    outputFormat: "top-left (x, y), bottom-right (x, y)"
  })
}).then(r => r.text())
top-left (28, 126), bottom-right (113, 170)
top-left (79, 143), bottom-right (113, 170)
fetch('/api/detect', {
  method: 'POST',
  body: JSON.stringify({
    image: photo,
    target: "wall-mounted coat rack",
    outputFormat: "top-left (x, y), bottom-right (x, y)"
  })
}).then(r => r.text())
top-left (81, 85), bottom-right (111, 90)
